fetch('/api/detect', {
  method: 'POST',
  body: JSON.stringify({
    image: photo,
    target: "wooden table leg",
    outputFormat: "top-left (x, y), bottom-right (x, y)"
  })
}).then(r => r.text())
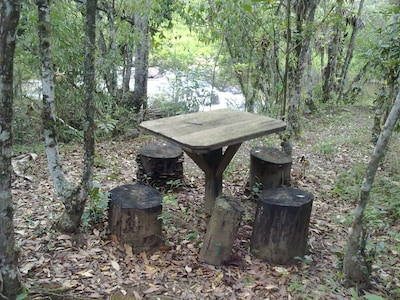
top-left (185, 143), bottom-right (241, 214)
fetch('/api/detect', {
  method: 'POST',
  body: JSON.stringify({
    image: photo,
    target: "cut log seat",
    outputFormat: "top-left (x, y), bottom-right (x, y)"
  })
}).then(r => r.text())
top-left (108, 184), bottom-right (163, 254)
top-left (250, 187), bottom-right (313, 264)
top-left (136, 141), bottom-right (184, 186)
top-left (249, 146), bottom-right (292, 191)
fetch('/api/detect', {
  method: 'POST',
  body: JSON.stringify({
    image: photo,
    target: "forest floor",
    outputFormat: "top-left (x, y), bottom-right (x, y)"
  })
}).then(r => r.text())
top-left (12, 105), bottom-right (400, 300)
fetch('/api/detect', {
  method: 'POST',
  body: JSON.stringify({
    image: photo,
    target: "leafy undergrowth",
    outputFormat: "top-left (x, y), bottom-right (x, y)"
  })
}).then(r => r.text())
top-left (13, 105), bottom-right (400, 299)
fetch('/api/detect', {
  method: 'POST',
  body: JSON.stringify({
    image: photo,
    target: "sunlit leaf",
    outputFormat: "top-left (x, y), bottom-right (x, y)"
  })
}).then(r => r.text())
top-left (241, 4), bottom-right (252, 12)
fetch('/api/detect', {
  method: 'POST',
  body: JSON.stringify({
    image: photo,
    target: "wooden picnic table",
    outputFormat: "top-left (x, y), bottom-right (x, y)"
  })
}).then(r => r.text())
top-left (139, 108), bottom-right (286, 213)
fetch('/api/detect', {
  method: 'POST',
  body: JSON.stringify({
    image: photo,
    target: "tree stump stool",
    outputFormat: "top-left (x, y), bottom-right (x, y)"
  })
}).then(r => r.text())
top-left (136, 141), bottom-right (184, 186)
top-left (199, 196), bottom-right (244, 266)
top-left (108, 184), bottom-right (163, 254)
top-left (250, 187), bottom-right (313, 264)
top-left (249, 146), bottom-right (292, 191)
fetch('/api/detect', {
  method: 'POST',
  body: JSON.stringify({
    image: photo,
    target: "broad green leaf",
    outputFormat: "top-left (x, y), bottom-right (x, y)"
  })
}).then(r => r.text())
top-left (241, 4), bottom-right (252, 12)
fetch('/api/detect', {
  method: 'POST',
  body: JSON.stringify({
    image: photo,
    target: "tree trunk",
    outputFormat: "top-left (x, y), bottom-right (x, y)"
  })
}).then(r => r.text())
top-left (337, 0), bottom-right (365, 102)
top-left (80, 0), bottom-right (96, 217)
top-left (287, 0), bottom-right (318, 137)
top-left (133, 9), bottom-right (149, 113)
top-left (97, 2), bottom-right (117, 98)
top-left (305, 48), bottom-right (317, 112)
top-left (0, 0), bottom-right (23, 298)
top-left (281, 0), bottom-right (291, 119)
top-left (122, 45), bottom-right (133, 92)
top-left (343, 90), bottom-right (400, 286)
top-left (322, 1), bottom-right (343, 103)
top-left (106, 2), bottom-right (117, 97)
top-left (37, 0), bottom-right (96, 233)
top-left (59, 0), bottom-right (97, 231)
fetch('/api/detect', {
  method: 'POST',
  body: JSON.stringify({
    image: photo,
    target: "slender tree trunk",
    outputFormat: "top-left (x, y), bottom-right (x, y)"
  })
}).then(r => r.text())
top-left (57, 0), bottom-right (97, 231)
top-left (123, 48), bottom-right (133, 92)
top-left (81, 0), bottom-right (96, 218)
top-left (337, 0), bottom-right (365, 102)
top-left (287, 0), bottom-right (318, 137)
top-left (37, 0), bottom-right (96, 233)
top-left (281, 0), bottom-right (291, 118)
top-left (106, 3), bottom-right (117, 97)
top-left (97, 2), bottom-right (117, 98)
top-left (343, 89), bottom-right (400, 286)
top-left (37, 0), bottom-right (78, 231)
top-left (37, 0), bottom-right (73, 197)
top-left (133, 9), bottom-right (149, 113)
top-left (0, 0), bottom-right (23, 298)
top-left (322, 1), bottom-right (343, 102)
top-left (305, 47), bottom-right (317, 112)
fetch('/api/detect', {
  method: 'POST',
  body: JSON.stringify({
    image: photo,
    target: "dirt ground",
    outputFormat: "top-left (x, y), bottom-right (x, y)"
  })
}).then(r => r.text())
top-left (12, 105), bottom-right (400, 299)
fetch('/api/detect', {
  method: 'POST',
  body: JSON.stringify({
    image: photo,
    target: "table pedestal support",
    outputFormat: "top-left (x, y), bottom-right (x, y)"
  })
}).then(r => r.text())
top-left (185, 143), bottom-right (241, 214)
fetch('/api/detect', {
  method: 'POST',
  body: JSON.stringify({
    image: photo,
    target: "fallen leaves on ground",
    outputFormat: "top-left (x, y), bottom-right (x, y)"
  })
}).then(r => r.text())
top-left (13, 106), bottom-right (400, 299)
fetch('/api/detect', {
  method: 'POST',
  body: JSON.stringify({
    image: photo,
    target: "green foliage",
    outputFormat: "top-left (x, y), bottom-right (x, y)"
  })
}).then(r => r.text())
top-left (288, 280), bottom-right (307, 294)
top-left (165, 179), bottom-right (184, 192)
top-left (312, 141), bottom-right (338, 157)
top-left (333, 162), bottom-right (364, 201)
top-left (96, 116), bottom-right (119, 136)
top-left (158, 193), bottom-right (178, 226)
top-left (370, 176), bottom-right (400, 224)
top-left (151, 20), bottom-right (217, 70)
top-left (82, 179), bottom-right (111, 228)
top-left (334, 162), bottom-right (400, 225)
top-left (16, 292), bottom-right (28, 300)
top-left (359, 6), bottom-right (400, 83)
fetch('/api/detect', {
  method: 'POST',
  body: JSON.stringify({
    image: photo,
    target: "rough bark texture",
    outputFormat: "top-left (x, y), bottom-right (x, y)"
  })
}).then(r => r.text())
top-left (199, 196), bottom-right (244, 266)
top-left (249, 147), bottom-right (292, 191)
top-left (108, 184), bottom-right (163, 254)
top-left (344, 90), bottom-right (400, 286)
top-left (250, 188), bottom-right (314, 265)
top-left (0, 0), bottom-right (23, 298)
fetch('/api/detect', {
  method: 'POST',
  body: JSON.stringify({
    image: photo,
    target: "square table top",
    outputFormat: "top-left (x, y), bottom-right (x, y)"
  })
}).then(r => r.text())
top-left (139, 108), bottom-right (286, 153)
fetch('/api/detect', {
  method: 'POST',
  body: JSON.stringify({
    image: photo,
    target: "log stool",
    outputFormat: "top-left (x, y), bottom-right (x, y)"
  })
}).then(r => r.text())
top-left (199, 196), bottom-right (244, 266)
top-left (108, 184), bottom-right (163, 254)
top-left (249, 146), bottom-right (292, 191)
top-left (136, 141), bottom-right (184, 186)
top-left (250, 187), bottom-right (313, 264)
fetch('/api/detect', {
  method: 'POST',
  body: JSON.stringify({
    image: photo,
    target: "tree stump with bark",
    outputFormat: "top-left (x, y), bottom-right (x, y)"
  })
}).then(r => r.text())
top-left (250, 187), bottom-right (313, 264)
top-left (136, 141), bottom-right (184, 186)
top-left (199, 196), bottom-right (244, 266)
top-left (249, 147), bottom-right (292, 191)
top-left (108, 184), bottom-right (163, 254)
